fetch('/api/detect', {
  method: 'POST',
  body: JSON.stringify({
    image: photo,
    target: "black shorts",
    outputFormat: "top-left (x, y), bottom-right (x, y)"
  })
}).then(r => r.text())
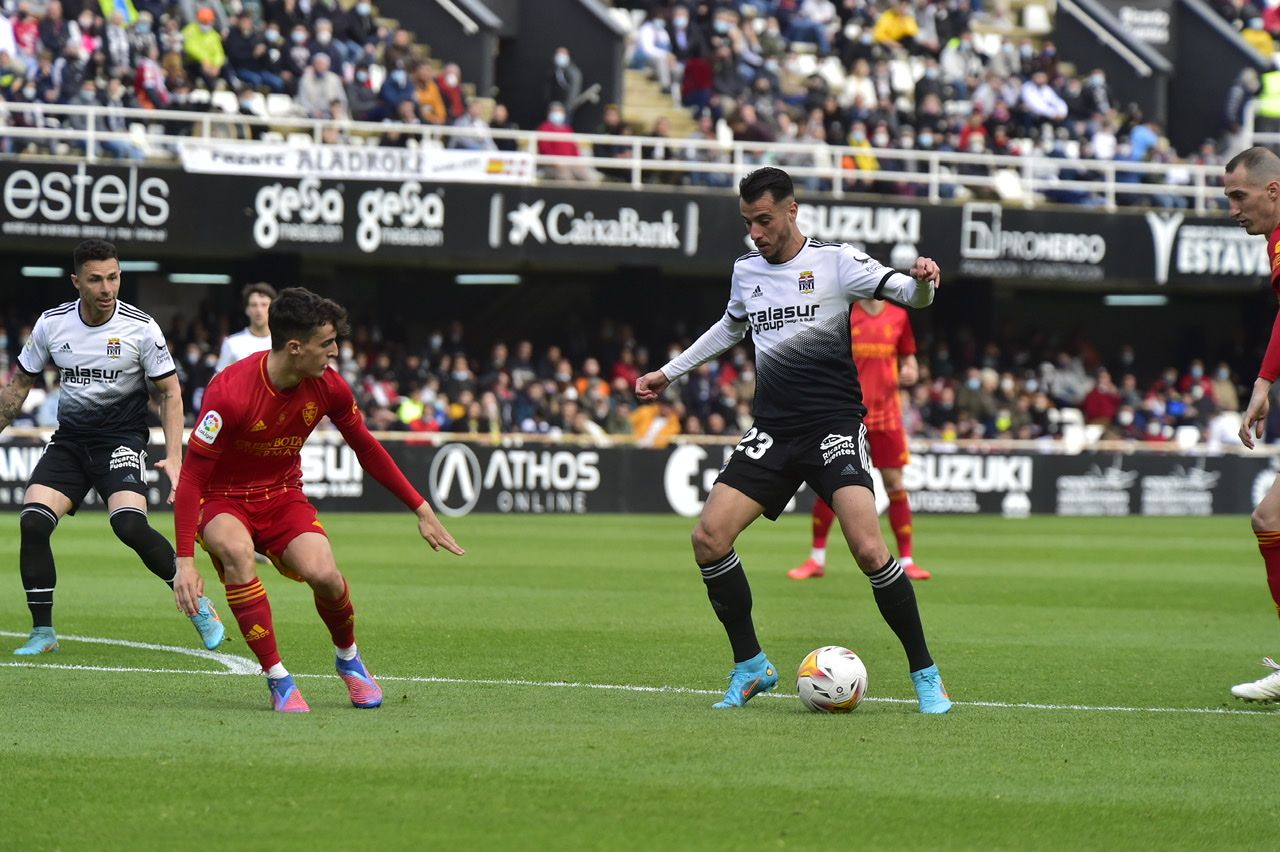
top-left (27, 433), bottom-right (150, 513)
top-left (715, 418), bottom-right (875, 521)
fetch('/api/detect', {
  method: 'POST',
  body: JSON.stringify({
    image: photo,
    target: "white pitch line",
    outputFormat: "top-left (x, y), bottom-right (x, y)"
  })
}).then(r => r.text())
top-left (0, 630), bottom-right (260, 674)
top-left (2, 656), bottom-right (1275, 717)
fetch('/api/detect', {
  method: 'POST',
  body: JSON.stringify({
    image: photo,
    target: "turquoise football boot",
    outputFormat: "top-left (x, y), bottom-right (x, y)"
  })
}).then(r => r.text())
top-left (13, 626), bottom-right (59, 655)
top-left (713, 651), bottom-right (779, 708)
top-left (911, 664), bottom-right (952, 714)
top-left (189, 595), bottom-right (226, 650)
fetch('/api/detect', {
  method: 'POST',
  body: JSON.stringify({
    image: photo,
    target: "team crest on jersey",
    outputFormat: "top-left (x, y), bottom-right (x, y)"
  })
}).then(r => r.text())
top-left (798, 271), bottom-right (815, 293)
top-left (302, 401), bottom-right (318, 426)
top-left (106, 338), bottom-right (121, 358)
top-left (196, 411), bottom-right (223, 445)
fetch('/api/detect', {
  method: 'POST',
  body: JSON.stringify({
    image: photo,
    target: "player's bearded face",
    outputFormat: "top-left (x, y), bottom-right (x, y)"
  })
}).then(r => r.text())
top-left (740, 194), bottom-right (798, 262)
top-left (71, 259), bottom-right (121, 321)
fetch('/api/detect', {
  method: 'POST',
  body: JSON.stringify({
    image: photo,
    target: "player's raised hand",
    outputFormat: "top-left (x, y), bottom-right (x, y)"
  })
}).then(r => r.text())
top-left (911, 257), bottom-right (941, 287)
top-left (416, 503), bottom-right (465, 555)
top-left (173, 557), bottom-right (204, 616)
top-left (1241, 379), bottom-right (1272, 449)
top-left (635, 369), bottom-right (671, 401)
top-left (154, 456), bottom-right (182, 505)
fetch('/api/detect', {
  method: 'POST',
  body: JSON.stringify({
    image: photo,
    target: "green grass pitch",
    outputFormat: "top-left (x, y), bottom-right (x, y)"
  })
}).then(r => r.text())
top-left (3, 513), bottom-right (1280, 850)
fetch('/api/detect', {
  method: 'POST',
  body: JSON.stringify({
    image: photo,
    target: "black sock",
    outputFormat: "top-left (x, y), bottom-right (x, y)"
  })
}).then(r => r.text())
top-left (20, 504), bottom-right (58, 629)
top-left (867, 557), bottom-right (933, 672)
top-left (109, 507), bottom-right (177, 587)
top-left (700, 550), bottom-right (761, 664)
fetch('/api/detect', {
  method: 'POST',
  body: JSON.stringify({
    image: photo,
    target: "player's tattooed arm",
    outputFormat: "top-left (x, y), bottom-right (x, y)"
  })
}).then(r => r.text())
top-left (151, 373), bottom-right (185, 503)
top-left (0, 372), bottom-right (36, 434)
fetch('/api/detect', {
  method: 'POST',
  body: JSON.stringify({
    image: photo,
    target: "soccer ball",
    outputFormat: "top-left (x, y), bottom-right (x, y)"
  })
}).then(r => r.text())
top-left (797, 646), bottom-right (868, 713)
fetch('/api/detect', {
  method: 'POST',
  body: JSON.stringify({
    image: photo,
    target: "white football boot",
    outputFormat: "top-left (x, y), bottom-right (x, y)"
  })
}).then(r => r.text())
top-left (1230, 657), bottom-right (1280, 702)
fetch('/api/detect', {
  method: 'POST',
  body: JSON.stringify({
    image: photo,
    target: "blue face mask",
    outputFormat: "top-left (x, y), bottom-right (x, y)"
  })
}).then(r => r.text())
top-left (391, 69), bottom-right (407, 85)
top-left (357, 3), bottom-right (371, 13)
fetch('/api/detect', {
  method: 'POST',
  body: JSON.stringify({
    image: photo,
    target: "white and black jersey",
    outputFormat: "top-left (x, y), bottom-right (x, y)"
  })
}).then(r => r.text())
top-left (663, 238), bottom-right (934, 435)
top-left (18, 299), bottom-right (176, 440)
top-left (214, 327), bottom-right (272, 373)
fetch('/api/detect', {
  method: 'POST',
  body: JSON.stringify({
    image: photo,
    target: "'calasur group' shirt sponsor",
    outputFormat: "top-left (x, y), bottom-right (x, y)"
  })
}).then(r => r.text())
top-left (187, 350), bottom-right (363, 500)
top-left (850, 302), bottom-right (916, 432)
top-left (18, 299), bottom-right (175, 440)
top-left (726, 239), bottom-right (930, 434)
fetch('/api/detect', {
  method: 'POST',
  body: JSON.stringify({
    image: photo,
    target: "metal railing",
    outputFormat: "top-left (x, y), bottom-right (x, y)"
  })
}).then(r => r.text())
top-left (0, 101), bottom-right (1230, 213)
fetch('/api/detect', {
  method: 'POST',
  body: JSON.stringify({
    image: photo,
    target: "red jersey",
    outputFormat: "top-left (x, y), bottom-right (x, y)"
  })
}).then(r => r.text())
top-left (851, 302), bottom-right (916, 432)
top-left (187, 351), bottom-right (361, 499)
top-left (1261, 225), bottom-right (1280, 381)
top-left (175, 350), bottom-right (424, 557)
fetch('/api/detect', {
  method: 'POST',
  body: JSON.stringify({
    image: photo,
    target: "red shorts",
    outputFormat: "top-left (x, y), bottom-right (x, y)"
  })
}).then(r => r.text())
top-left (197, 489), bottom-right (327, 583)
top-left (867, 428), bottom-right (910, 470)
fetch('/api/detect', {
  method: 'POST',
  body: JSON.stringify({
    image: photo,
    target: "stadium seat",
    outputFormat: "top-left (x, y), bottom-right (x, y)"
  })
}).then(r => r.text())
top-left (287, 132), bottom-right (314, 147)
top-left (1023, 3), bottom-right (1052, 33)
top-left (1174, 426), bottom-right (1201, 450)
top-left (189, 89), bottom-right (211, 104)
top-left (265, 93), bottom-right (296, 117)
top-left (262, 130), bottom-right (285, 144)
top-left (993, 168), bottom-right (1025, 202)
top-left (211, 90), bottom-right (239, 113)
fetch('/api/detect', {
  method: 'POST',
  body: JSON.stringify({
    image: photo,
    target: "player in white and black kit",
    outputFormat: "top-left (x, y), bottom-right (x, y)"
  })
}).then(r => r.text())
top-left (0, 239), bottom-right (225, 655)
top-left (214, 283), bottom-right (276, 374)
top-left (636, 168), bottom-right (951, 712)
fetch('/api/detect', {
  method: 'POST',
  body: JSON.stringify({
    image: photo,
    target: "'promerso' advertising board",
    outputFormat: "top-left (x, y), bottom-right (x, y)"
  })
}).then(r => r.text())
top-left (0, 438), bottom-right (1268, 517)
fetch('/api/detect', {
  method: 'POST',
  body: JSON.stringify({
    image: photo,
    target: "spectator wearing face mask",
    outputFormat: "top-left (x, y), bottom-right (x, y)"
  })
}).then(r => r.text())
top-left (545, 45), bottom-right (582, 125)
top-left (308, 16), bottom-right (344, 67)
top-left (376, 57), bottom-right (413, 119)
top-left (536, 100), bottom-right (599, 182)
top-left (346, 0), bottom-right (378, 52)
top-left (226, 12), bottom-right (281, 92)
top-left (345, 60), bottom-right (377, 120)
top-left (1242, 16), bottom-right (1274, 57)
top-left (436, 62), bottom-right (465, 121)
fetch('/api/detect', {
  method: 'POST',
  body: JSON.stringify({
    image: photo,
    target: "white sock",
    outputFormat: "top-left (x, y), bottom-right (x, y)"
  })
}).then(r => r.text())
top-left (901, 556), bottom-right (914, 567)
top-left (265, 662), bottom-right (289, 679)
top-left (336, 643), bottom-right (358, 661)
top-left (810, 547), bottom-right (826, 565)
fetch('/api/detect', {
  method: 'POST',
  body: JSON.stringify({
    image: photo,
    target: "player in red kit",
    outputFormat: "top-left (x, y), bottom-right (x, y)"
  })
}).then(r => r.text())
top-left (172, 287), bottom-right (464, 712)
top-left (788, 299), bottom-right (929, 580)
top-left (1225, 147), bottom-right (1280, 702)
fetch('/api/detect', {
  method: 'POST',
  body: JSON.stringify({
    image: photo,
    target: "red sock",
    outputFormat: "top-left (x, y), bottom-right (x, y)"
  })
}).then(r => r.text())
top-left (225, 578), bottom-right (282, 671)
top-left (812, 498), bottom-right (836, 548)
top-left (1256, 531), bottom-right (1280, 618)
top-left (315, 579), bottom-right (356, 649)
top-left (888, 489), bottom-right (913, 560)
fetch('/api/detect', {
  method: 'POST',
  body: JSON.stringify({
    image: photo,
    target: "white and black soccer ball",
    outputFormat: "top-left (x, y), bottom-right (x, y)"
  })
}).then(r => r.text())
top-left (797, 645), bottom-right (868, 713)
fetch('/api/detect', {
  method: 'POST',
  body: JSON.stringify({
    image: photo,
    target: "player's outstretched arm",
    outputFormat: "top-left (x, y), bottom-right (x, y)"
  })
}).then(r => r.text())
top-left (1241, 378), bottom-right (1272, 450)
top-left (0, 372), bottom-right (36, 435)
top-left (635, 369), bottom-right (672, 401)
top-left (151, 373), bottom-right (185, 504)
top-left (415, 501), bottom-right (465, 555)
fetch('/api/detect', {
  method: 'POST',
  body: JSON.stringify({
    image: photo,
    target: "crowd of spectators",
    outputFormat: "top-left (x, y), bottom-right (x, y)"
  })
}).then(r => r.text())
top-left (0, 0), bottom-right (1245, 207)
top-left (609, 0), bottom-right (1230, 206)
top-left (2, 301), bottom-right (1263, 450)
top-left (0, 0), bottom-right (535, 155)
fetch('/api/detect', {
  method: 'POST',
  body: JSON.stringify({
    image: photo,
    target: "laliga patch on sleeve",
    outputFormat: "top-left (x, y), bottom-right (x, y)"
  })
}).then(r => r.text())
top-left (195, 411), bottom-right (223, 444)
